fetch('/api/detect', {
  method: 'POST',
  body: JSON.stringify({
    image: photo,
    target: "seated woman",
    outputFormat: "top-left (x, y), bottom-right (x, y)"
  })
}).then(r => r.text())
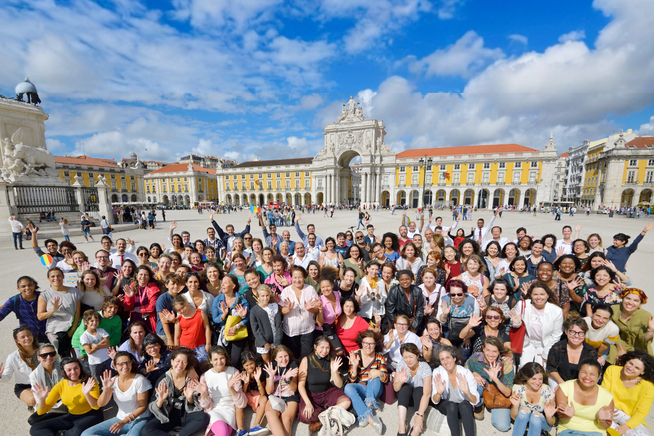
top-left (418, 267), bottom-right (446, 321)
top-left (601, 350), bottom-right (654, 436)
top-left (421, 317), bottom-right (452, 369)
top-left (464, 337), bottom-right (514, 430)
top-left (0, 326), bottom-right (39, 411)
top-left (80, 352), bottom-right (153, 436)
top-left (555, 359), bottom-right (615, 436)
top-left (386, 270), bottom-right (425, 332)
top-left (139, 334), bottom-right (172, 387)
top-left (458, 305), bottom-right (512, 355)
top-left (394, 343), bottom-right (432, 436)
top-left (510, 362), bottom-right (556, 436)
top-left (336, 297), bottom-right (374, 354)
top-left (297, 335), bottom-right (351, 434)
top-left (396, 242), bottom-right (424, 276)
top-left (31, 357), bottom-right (103, 436)
top-left (431, 346), bottom-right (479, 436)
top-left (584, 266), bottom-right (622, 316)
top-left (280, 266), bottom-right (321, 360)
top-left (517, 282), bottom-right (563, 369)
top-left (28, 344), bottom-right (65, 426)
top-left (123, 266), bottom-right (161, 334)
top-left (196, 346), bottom-right (248, 436)
top-left (435, 279), bottom-right (480, 363)
top-left (344, 331), bottom-right (388, 431)
top-left (263, 345), bottom-right (300, 436)
top-left (212, 274), bottom-right (250, 364)
top-left (547, 317), bottom-right (597, 390)
top-left (317, 276), bottom-right (344, 356)
top-left (357, 262), bottom-right (388, 327)
top-left (501, 257), bottom-right (534, 297)
top-left (584, 304), bottom-right (620, 366)
top-left (141, 347), bottom-right (208, 436)
top-left (608, 288), bottom-right (654, 363)
top-left (108, 321), bottom-right (148, 367)
top-left (484, 279), bottom-right (519, 336)
top-left (384, 315), bottom-right (422, 370)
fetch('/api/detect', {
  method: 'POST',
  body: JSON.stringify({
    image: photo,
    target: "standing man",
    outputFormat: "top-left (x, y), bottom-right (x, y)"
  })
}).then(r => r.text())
top-left (357, 209), bottom-right (365, 229)
top-left (398, 224), bottom-right (410, 249)
top-left (258, 213), bottom-right (280, 248)
top-left (606, 223), bottom-right (654, 272)
top-left (27, 223), bottom-right (65, 266)
top-left (9, 215), bottom-right (24, 250)
top-left (353, 231), bottom-right (371, 261)
top-left (427, 215), bottom-right (459, 234)
top-left (209, 210), bottom-right (251, 252)
top-left (109, 238), bottom-right (138, 268)
top-left (294, 213), bottom-right (324, 248)
top-left (92, 249), bottom-right (118, 291)
top-left (471, 209), bottom-right (499, 247)
top-left (402, 211), bottom-right (424, 238)
top-left (483, 226), bottom-right (510, 250)
top-left (292, 242), bottom-right (317, 269)
top-left (276, 230), bottom-right (296, 256)
top-left (204, 227), bottom-right (223, 251)
top-left (364, 224), bottom-right (379, 246)
top-left (80, 214), bottom-right (95, 243)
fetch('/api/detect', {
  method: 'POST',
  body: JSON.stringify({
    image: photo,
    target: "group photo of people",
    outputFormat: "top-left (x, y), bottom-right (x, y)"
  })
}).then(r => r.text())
top-left (1, 207), bottom-right (653, 436)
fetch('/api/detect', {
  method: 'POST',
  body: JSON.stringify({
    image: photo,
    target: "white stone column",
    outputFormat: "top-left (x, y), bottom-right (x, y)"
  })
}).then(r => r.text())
top-left (335, 170), bottom-right (340, 205)
top-left (362, 173), bottom-right (367, 204)
top-left (375, 171), bottom-right (381, 205)
top-left (327, 175), bottom-right (332, 204)
top-left (367, 170), bottom-right (373, 207)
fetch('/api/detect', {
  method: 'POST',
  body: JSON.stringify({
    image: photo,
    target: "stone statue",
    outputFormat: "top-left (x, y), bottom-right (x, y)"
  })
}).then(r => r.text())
top-left (337, 96), bottom-right (365, 123)
top-left (1, 128), bottom-right (56, 182)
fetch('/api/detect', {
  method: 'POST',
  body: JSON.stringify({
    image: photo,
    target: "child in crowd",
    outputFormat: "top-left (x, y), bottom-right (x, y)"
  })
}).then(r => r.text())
top-left (173, 295), bottom-right (211, 362)
top-left (72, 296), bottom-right (122, 360)
top-left (79, 309), bottom-right (112, 381)
top-left (250, 284), bottom-right (282, 364)
top-left (239, 351), bottom-right (269, 436)
top-left (156, 273), bottom-right (184, 346)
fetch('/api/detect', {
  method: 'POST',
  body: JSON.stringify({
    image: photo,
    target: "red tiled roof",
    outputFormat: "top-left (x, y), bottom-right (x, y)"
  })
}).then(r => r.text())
top-left (147, 163), bottom-right (216, 175)
top-left (396, 144), bottom-right (538, 159)
top-left (55, 155), bottom-right (120, 168)
top-left (625, 137), bottom-right (654, 149)
top-left (559, 152), bottom-right (569, 157)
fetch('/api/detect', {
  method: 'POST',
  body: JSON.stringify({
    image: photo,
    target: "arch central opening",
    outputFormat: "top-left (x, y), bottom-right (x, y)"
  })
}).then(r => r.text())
top-left (336, 150), bottom-right (362, 205)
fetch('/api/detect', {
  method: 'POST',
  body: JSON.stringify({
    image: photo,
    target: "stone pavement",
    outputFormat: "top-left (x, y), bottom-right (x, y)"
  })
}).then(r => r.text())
top-left (1, 209), bottom-right (653, 435)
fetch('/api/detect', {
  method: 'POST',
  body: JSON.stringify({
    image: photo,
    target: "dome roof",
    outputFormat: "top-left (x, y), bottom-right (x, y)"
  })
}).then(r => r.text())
top-left (15, 77), bottom-right (37, 94)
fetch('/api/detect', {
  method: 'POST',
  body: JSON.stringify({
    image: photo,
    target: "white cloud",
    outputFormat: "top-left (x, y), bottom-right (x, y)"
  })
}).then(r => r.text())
top-left (558, 30), bottom-right (586, 43)
top-left (287, 136), bottom-right (309, 149)
top-left (74, 131), bottom-right (170, 161)
top-left (193, 139), bottom-right (214, 156)
top-left (171, 0), bottom-right (282, 31)
top-left (508, 34), bottom-right (528, 45)
top-left (45, 138), bottom-right (66, 152)
top-left (436, 0), bottom-right (463, 19)
top-left (411, 31), bottom-right (504, 78)
top-left (300, 94), bottom-right (323, 109)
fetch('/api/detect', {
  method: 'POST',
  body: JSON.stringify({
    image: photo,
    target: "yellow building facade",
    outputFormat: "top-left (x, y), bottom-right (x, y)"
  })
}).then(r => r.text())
top-left (144, 162), bottom-right (218, 206)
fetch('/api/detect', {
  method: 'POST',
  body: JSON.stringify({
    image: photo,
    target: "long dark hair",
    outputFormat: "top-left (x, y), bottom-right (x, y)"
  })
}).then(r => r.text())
top-left (13, 326), bottom-right (39, 371)
top-left (59, 357), bottom-right (91, 382)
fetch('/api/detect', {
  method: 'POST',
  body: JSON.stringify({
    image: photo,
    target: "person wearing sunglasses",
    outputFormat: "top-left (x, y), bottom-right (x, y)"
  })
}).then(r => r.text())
top-left (458, 306), bottom-right (512, 356)
top-left (28, 344), bottom-right (64, 425)
top-left (546, 317), bottom-right (597, 390)
top-left (436, 280), bottom-right (481, 364)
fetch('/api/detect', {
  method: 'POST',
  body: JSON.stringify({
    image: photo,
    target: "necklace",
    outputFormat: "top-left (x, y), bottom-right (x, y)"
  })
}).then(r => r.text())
top-left (578, 384), bottom-right (597, 397)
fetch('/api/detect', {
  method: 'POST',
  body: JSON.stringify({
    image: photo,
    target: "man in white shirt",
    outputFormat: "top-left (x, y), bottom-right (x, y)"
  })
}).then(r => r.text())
top-left (402, 212), bottom-right (424, 238)
top-left (483, 226), bottom-right (510, 250)
top-left (471, 209), bottom-right (499, 246)
top-left (109, 238), bottom-right (138, 268)
top-left (427, 215), bottom-right (459, 234)
top-left (292, 242), bottom-right (317, 269)
top-left (305, 234), bottom-right (321, 261)
top-left (9, 216), bottom-right (24, 250)
top-left (555, 225), bottom-right (574, 255)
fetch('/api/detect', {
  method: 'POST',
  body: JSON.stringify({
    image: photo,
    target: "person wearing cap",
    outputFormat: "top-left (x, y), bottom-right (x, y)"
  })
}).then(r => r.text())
top-left (605, 223), bottom-right (654, 273)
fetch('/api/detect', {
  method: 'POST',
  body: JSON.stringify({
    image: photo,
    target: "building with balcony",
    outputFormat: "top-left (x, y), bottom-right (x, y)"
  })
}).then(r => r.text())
top-left (392, 136), bottom-right (559, 209)
top-left (55, 155), bottom-right (146, 204)
top-left (143, 162), bottom-right (218, 206)
top-left (582, 133), bottom-right (654, 208)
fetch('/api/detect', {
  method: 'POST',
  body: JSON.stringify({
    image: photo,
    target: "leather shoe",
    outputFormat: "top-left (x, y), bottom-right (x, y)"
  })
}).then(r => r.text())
top-left (310, 422), bottom-right (323, 434)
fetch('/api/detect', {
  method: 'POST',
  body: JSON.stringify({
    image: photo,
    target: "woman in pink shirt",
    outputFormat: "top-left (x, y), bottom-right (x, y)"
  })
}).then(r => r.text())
top-left (318, 277), bottom-right (343, 356)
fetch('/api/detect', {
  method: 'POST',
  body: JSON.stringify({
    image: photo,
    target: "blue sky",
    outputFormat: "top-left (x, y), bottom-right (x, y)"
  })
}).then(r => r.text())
top-left (1, 0), bottom-right (653, 163)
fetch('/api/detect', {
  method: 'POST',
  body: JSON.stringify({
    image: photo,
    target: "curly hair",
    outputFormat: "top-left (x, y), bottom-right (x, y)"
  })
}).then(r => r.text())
top-left (616, 350), bottom-right (654, 383)
top-left (356, 330), bottom-right (383, 353)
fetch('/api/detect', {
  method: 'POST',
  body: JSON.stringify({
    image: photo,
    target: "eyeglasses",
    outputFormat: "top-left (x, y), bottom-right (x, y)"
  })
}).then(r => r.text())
top-left (96, 256), bottom-right (108, 259)
top-left (568, 330), bottom-right (585, 337)
top-left (396, 323), bottom-right (409, 327)
top-left (450, 293), bottom-right (464, 297)
top-left (486, 315), bottom-right (500, 320)
top-left (115, 361), bottom-right (133, 367)
top-left (145, 344), bottom-right (160, 350)
top-left (244, 237), bottom-right (252, 240)
top-left (356, 236), bottom-right (364, 240)
top-left (39, 351), bottom-right (56, 359)
top-left (362, 342), bottom-right (376, 346)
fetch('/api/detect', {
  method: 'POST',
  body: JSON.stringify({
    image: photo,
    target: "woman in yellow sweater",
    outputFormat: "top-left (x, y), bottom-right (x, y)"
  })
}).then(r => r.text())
top-left (30, 357), bottom-right (102, 436)
top-left (601, 350), bottom-right (654, 436)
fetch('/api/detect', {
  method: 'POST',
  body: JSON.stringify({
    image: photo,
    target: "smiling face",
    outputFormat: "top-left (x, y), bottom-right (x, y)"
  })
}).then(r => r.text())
top-left (137, 269), bottom-right (150, 286)
top-left (623, 358), bottom-right (645, 378)
top-left (449, 286), bottom-right (465, 305)
top-left (531, 242), bottom-right (543, 256)
top-left (372, 245), bottom-right (384, 260)
top-left (172, 353), bottom-right (189, 374)
top-left (186, 274), bottom-right (200, 291)
top-left (588, 236), bottom-right (600, 248)
top-left (622, 293), bottom-right (642, 312)
top-left (275, 350), bottom-right (290, 367)
top-left (115, 355), bottom-right (133, 374)
top-left (536, 264), bottom-right (553, 282)
top-left (17, 278), bottom-right (36, 299)
top-left (130, 325), bottom-right (146, 345)
top-left (122, 262), bottom-right (134, 276)
top-left (48, 269), bottom-right (64, 286)
top-left (145, 342), bottom-right (161, 358)
top-left (427, 322), bottom-right (441, 340)
top-left (291, 270), bottom-right (304, 288)
top-left (567, 325), bottom-right (586, 346)
top-left (577, 363), bottom-right (600, 388)
top-left (63, 362), bottom-right (81, 381)
top-left (343, 300), bottom-right (355, 316)
top-left (402, 350), bottom-right (419, 368)
top-left (103, 303), bottom-right (119, 319)
top-left (485, 308), bottom-right (502, 329)
top-left (116, 239), bottom-right (127, 254)
top-left (398, 273), bottom-right (412, 289)
top-left (37, 346), bottom-right (56, 367)
top-left (492, 283), bottom-right (508, 300)
top-left (422, 271), bottom-right (435, 288)
top-left (574, 241), bottom-right (587, 254)
top-left (526, 373), bottom-right (544, 391)
top-left (558, 257), bottom-right (576, 275)
top-left (314, 339), bottom-right (331, 358)
top-left (438, 350), bottom-right (456, 372)
top-left (15, 329), bottom-right (34, 349)
top-left (444, 246), bottom-right (456, 262)
top-left (367, 264), bottom-right (379, 279)
top-left (487, 244), bottom-right (499, 257)
top-left (82, 273), bottom-right (97, 289)
top-left (591, 309), bottom-right (610, 329)
top-left (482, 343), bottom-right (500, 364)
top-left (461, 243), bottom-right (474, 256)
top-left (513, 260), bottom-right (526, 274)
top-left (158, 257), bottom-right (172, 273)
top-left (504, 245), bottom-right (517, 259)
top-left (594, 269), bottom-right (611, 286)
top-left (320, 280), bottom-right (333, 297)
top-left (404, 245), bottom-right (415, 259)
top-left (530, 287), bottom-right (549, 308)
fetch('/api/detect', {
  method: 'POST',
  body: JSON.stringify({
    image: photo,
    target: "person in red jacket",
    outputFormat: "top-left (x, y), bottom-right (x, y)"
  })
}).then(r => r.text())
top-left (123, 266), bottom-right (161, 333)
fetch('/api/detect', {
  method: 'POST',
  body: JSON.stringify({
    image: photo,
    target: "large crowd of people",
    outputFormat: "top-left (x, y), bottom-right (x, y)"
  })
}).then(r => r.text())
top-left (1, 207), bottom-right (654, 436)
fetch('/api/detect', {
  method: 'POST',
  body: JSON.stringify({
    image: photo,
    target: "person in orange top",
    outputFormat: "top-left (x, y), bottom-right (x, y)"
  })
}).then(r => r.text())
top-left (172, 296), bottom-right (211, 363)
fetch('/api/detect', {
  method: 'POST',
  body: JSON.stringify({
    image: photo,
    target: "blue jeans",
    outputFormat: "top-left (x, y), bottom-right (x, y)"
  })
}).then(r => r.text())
top-left (193, 345), bottom-right (208, 362)
top-left (558, 431), bottom-right (603, 436)
top-left (475, 385), bottom-right (511, 432)
top-left (344, 378), bottom-right (383, 422)
top-left (80, 415), bottom-right (152, 436)
top-left (512, 408), bottom-right (552, 436)
top-left (13, 232), bottom-right (23, 249)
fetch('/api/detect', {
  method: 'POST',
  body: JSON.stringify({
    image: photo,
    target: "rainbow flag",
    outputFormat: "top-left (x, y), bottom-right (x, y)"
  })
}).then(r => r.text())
top-left (40, 254), bottom-right (53, 267)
